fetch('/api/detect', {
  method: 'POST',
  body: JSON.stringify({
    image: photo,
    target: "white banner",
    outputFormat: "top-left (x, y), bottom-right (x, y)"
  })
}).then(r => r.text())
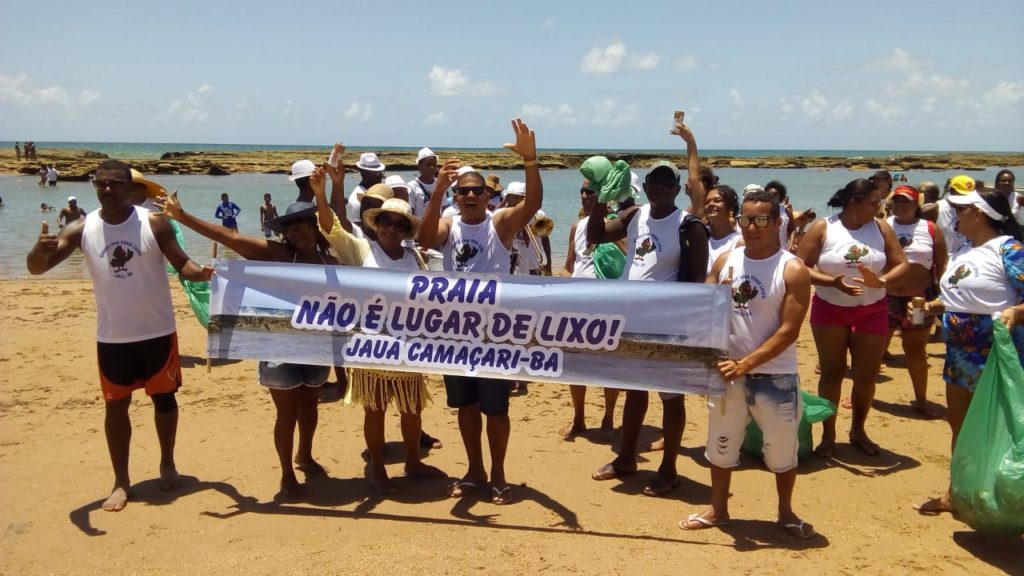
top-left (208, 260), bottom-right (731, 395)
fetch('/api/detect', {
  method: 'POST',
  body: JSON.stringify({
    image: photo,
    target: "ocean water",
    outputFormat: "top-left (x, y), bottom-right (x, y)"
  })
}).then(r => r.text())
top-left (1, 166), bottom-right (1019, 280)
top-left (3, 140), bottom-right (1010, 160)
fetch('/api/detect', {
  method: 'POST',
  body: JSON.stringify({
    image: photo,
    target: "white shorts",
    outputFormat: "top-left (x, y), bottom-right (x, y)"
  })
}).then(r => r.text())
top-left (705, 373), bottom-right (802, 473)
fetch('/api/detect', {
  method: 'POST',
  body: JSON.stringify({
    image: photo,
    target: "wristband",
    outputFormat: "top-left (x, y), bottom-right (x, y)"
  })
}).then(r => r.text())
top-left (524, 159), bottom-right (538, 167)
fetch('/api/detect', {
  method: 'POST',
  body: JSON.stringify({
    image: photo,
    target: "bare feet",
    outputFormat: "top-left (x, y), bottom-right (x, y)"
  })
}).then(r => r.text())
top-left (849, 432), bottom-right (881, 457)
top-left (911, 400), bottom-right (943, 419)
top-left (278, 477), bottom-right (307, 500)
top-left (597, 420), bottom-right (616, 442)
top-left (419, 431), bottom-right (443, 450)
top-left (813, 440), bottom-right (835, 459)
top-left (560, 421), bottom-right (586, 441)
top-left (915, 496), bottom-right (955, 515)
top-left (159, 464), bottom-right (182, 491)
top-left (295, 458), bottom-right (327, 476)
top-left (404, 462), bottom-right (446, 479)
top-left (102, 485), bottom-right (130, 512)
top-left (840, 397), bottom-right (853, 409)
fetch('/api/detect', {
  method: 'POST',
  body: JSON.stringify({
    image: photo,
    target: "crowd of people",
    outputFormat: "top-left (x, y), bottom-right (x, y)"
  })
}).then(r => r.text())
top-left (24, 118), bottom-right (1024, 540)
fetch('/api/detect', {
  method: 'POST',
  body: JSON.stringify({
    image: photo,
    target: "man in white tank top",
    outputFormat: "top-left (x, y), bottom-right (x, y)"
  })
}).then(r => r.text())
top-left (26, 159), bottom-right (213, 513)
top-left (586, 119), bottom-right (709, 497)
top-left (417, 119), bottom-right (543, 505)
top-left (679, 190), bottom-right (816, 539)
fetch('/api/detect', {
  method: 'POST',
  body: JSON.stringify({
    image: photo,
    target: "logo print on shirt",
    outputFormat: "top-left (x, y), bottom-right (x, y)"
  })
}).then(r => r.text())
top-left (947, 264), bottom-right (972, 287)
top-left (633, 234), bottom-right (662, 265)
top-left (898, 234), bottom-right (913, 249)
top-left (454, 240), bottom-right (482, 271)
top-left (843, 244), bottom-right (870, 267)
top-left (729, 274), bottom-right (766, 318)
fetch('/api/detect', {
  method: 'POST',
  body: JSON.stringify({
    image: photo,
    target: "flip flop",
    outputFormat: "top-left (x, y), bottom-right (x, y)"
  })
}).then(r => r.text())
top-left (447, 479), bottom-right (483, 498)
top-left (592, 462), bottom-right (635, 481)
top-left (679, 513), bottom-right (727, 530)
top-left (642, 476), bottom-right (679, 497)
top-left (491, 485), bottom-right (513, 505)
top-left (779, 519), bottom-right (817, 539)
top-left (420, 431), bottom-right (443, 450)
top-left (849, 437), bottom-right (881, 457)
top-left (914, 498), bottom-right (954, 516)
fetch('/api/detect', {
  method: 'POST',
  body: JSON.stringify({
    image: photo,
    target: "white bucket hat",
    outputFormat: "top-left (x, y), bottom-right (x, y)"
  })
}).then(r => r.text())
top-left (356, 152), bottom-right (386, 172)
top-left (416, 147), bottom-right (437, 164)
top-left (288, 159), bottom-right (316, 181)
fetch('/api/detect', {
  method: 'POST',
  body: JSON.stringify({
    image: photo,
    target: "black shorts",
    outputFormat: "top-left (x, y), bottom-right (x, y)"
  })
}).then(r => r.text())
top-left (97, 333), bottom-right (181, 402)
top-left (444, 375), bottom-right (510, 416)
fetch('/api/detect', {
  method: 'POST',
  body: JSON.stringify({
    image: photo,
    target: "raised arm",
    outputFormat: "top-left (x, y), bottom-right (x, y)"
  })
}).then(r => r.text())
top-left (493, 118), bottom-right (544, 245)
top-left (26, 220), bottom-right (81, 275)
top-left (417, 159), bottom-right (459, 250)
top-left (672, 121), bottom-right (705, 219)
top-left (323, 146), bottom-right (353, 233)
top-left (587, 203), bottom-right (636, 245)
top-left (157, 191), bottom-right (281, 261)
top-left (151, 214), bottom-right (214, 282)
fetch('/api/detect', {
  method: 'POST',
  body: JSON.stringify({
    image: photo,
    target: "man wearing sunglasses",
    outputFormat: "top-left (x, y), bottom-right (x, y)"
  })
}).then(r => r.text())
top-left (26, 159), bottom-right (213, 513)
top-left (680, 189), bottom-right (815, 538)
top-left (586, 119), bottom-right (708, 498)
top-left (418, 118), bottom-right (542, 505)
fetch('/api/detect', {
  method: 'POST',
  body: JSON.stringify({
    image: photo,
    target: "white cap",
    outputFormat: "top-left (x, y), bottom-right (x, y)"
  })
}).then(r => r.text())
top-left (743, 184), bottom-right (765, 196)
top-left (947, 191), bottom-right (1007, 222)
top-left (416, 147), bottom-right (437, 164)
top-left (456, 166), bottom-right (476, 176)
top-left (505, 181), bottom-right (526, 197)
top-left (630, 171), bottom-right (641, 195)
top-left (288, 159), bottom-right (316, 181)
top-left (384, 175), bottom-right (410, 191)
top-left (68, 196), bottom-right (77, 202)
top-left (356, 152), bottom-right (386, 172)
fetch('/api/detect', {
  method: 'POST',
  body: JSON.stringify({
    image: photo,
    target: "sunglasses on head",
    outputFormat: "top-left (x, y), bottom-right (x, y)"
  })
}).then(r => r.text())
top-left (737, 215), bottom-right (774, 228)
top-left (455, 186), bottom-right (487, 196)
top-left (375, 215), bottom-right (411, 231)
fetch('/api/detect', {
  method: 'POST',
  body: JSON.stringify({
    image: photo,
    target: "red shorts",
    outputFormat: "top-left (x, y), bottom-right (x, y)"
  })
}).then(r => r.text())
top-left (97, 333), bottom-right (182, 402)
top-left (809, 295), bottom-right (888, 335)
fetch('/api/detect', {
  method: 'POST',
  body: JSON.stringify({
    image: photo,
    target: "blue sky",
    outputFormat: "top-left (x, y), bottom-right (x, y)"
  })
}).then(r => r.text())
top-left (1, 0), bottom-right (1022, 150)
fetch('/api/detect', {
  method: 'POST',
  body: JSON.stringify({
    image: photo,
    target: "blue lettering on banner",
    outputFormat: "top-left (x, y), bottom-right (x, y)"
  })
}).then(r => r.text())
top-left (292, 293), bottom-right (361, 332)
top-left (406, 274), bottom-right (501, 306)
top-left (404, 338), bottom-right (561, 377)
top-left (361, 295), bottom-right (388, 334)
top-left (386, 303), bottom-right (484, 341)
top-left (486, 309), bottom-right (537, 345)
top-left (535, 311), bottom-right (626, 350)
top-left (342, 334), bottom-right (404, 367)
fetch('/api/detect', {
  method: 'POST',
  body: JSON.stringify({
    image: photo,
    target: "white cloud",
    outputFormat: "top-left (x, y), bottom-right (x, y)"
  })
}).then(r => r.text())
top-left (923, 96), bottom-right (938, 113)
top-left (591, 98), bottom-right (638, 126)
top-left (582, 42), bottom-right (626, 74)
top-left (163, 84), bottom-right (213, 123)
top-left (728, 88), bottom-right (744, 107)
top-left (630, 52), bottom-right (660, 70)
top-left (831, 102), bottom-right (855, 121)
top-left (542, 18), bottom-right (554, 28)
top-left (887, 72), bottom-right (970, 97)
top-left (344, 101), bottom-right (374, 123)
top-left (864, 47), bottom-right (931, 71)
top-left (428, 65), bottom-right (497, 96)
top-left (801, 90), bottom-right (828, 119)
top-left (956, 81), bottom-right (1024, 124)
top-left (520, 103), bottom-right (578, 124)
top-left (0, 74), bottom-right (101, 111)
top-left (673, 54), bottom-right (698, 71)
top-left (779, 90), bottom-right (854, 123)
top-left (866, 99), bottom-right (902, 122)
top-left (581, 42), bottom-right (659, 74)
top-left (425, 111), bottom-right (447, 125)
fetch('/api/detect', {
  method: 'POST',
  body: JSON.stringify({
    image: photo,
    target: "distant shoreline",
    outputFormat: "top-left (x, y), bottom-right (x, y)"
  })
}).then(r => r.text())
top-left (3, 147), bottom-right (1023, 181)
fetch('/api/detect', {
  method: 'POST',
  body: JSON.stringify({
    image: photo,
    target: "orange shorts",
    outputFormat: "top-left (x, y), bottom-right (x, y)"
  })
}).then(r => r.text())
top-left (97, 333), bottom-right (182, 402)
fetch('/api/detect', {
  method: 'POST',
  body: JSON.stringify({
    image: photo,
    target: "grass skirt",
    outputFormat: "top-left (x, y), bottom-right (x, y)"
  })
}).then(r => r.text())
top-left (347, 368), bottom-right (430, 413)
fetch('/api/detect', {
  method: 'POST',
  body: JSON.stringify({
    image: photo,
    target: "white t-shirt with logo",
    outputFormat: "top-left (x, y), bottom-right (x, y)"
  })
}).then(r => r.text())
top-left (886, 216), bottom-right (934, 269)
top-left (442, 212), bottom-right (511, 273)
top-left (626, 204), bottom-right (688, 282)
top-left (720, 247), bottom-right (799, 374)
top-left (941, 236), bottom-right (1019, 314)
top-left (81, 207), bottom-right (176, 343)
top-left (814, 214), bottom-right (887, 306)
top-left (571, 216), bottom-right (597, 279)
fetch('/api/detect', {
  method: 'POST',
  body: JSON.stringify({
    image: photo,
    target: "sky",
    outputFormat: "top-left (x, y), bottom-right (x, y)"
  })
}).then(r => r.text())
top-left (1, 0), bottom-right (1022, 151)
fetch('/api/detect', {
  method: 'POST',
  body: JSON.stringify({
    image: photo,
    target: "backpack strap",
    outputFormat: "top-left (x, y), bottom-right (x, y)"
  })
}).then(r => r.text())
top-left (677, 213), bottom-right (710, 283)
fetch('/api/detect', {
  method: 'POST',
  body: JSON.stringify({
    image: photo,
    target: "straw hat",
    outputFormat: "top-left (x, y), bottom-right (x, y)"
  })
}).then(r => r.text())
top-left (266, 202), bottom-right (318, 234)
top-left (363, 198), bottom-right (421, 239)
top-left (130, 168), bottom-right (167, 199)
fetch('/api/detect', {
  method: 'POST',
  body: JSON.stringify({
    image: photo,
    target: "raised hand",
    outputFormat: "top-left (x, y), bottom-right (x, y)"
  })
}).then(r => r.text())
top-left (831, 273), bottom-right (863, 296)
top-left (670, 120), bottom-right (696, 145)
top-left (435, 158), bottom-right (462, 191)
top-left (852, 263), bottom-right (885, 289)
top-left (502, 118), bottom-right (537, 161)
top-left (310, 166), bottom-right (327, 197)
top-left (154, 191), bottom-right (184, 220)
top-left (35, 221), bottom-right (58, 253)
top-left (323, 152), bottom-right (344, 182)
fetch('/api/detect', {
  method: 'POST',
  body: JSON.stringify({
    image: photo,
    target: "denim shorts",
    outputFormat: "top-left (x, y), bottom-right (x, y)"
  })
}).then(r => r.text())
top-left (258, 361), bottom-right (330, 390)
top-left (706, 373), bottom-right (802, 473)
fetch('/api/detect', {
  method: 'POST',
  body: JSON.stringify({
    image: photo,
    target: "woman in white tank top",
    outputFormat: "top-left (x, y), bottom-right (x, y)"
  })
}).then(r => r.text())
top-left (796, 178), bottom-right (911, 458)
top-left (704, 185), bottom-right (743, 275)
top-left (160, 179), bottom-right (339, 500)
top-left (883, 186), bottom-right (948, 418)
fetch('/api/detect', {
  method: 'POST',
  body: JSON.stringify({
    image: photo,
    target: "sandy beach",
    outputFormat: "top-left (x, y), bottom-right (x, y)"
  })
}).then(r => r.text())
top-left (1, 277), bottom-right (1021, 575)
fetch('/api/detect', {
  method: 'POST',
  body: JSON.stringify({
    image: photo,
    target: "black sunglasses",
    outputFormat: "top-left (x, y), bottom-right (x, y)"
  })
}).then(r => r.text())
top-left (455, 186), bottom-right (487, 196)
top-left (376, 215), bottom-right (411, 230)
top-left (92, 178), bottom-right (132, 191)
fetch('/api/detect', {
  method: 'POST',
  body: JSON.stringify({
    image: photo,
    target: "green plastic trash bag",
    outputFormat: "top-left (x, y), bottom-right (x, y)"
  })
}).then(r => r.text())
top-left (166, 219), bottom-right (211, 329)
top-left (592, 243), bottom-right (625, 279)
top-left (580, 156), bottom-right (632, 204)
top-left (742, 390), bottom-right (836, 461)
top-left (951, 320), bottom-right (1024, 535)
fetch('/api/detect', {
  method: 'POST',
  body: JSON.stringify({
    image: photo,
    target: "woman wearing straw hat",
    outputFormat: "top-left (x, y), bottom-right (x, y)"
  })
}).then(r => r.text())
top-left (311, 167), bottom-right (445, 494)
top-left (157, 191), bottom-right (338, 500)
